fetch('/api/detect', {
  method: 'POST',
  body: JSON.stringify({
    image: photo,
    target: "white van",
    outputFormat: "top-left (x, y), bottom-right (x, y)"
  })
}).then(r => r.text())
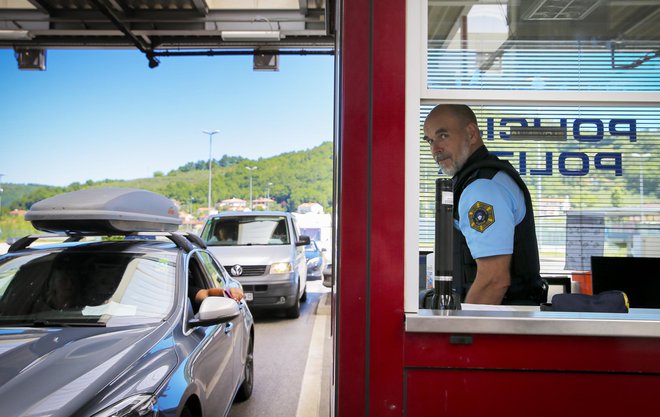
top-left (201, 211), bottom-right (310, 318)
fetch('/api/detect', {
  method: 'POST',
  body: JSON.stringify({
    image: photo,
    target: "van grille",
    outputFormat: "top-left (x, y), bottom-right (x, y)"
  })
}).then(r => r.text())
top-left (242, 285), bottom-right (268, 292)
top-left (225, 265), bottom-right (267, 277)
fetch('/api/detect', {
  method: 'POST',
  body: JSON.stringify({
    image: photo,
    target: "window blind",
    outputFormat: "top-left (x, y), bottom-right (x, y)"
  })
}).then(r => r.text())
top-left (419, 105), bottom-right (659, 273)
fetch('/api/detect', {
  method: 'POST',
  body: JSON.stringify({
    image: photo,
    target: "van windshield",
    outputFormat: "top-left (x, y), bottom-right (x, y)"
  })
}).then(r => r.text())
top-left (203, 216), bottom-right (290, 246)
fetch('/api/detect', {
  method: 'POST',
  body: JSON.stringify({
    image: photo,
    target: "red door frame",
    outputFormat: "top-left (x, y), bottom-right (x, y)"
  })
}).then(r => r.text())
top-left (336, 0), bottom-right (407, 415)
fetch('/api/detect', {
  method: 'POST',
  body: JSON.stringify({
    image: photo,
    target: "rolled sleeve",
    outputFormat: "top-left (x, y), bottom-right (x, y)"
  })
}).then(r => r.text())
top-left (458, 178), bottom-right (516, 259)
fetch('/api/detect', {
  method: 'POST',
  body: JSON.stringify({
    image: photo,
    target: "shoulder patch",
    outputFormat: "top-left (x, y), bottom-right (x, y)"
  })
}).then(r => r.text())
top-left (468, 201), bottom-right (495, 233)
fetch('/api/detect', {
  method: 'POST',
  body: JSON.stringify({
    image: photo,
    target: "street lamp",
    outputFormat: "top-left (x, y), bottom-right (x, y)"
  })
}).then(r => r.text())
top-left (188, 194), bottom-right (196, 231)
top-left (631, 153), bottom-right (651, 214)
top-left (246, 166), bottom-right (258, 210)
top-left (202, 130), bottom-right (220, 213)
top-left (267, 182), bottom-right (273, 200)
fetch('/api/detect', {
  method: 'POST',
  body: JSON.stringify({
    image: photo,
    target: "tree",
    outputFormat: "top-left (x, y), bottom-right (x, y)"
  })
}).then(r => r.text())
top-left (611, 187), bottom-right (623, 207)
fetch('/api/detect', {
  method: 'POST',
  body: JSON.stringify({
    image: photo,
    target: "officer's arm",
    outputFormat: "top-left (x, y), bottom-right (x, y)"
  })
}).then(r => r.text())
top-left (465, 254), bottom-right (511, 304)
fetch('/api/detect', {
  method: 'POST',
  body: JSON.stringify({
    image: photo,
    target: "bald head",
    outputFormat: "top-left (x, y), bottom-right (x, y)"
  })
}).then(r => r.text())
top-left (426, 104), bottom-right (479, 131)
top-left (423, 104), bottom-right (483, 176)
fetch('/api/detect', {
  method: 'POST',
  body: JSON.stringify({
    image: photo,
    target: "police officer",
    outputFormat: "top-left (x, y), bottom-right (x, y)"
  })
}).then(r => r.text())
top-left (423, 104), bottom-right (544, 305)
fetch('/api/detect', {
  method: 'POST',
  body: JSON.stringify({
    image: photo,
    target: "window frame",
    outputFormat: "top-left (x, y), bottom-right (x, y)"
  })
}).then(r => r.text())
top-left (404, 0), bottom-right (660, 313)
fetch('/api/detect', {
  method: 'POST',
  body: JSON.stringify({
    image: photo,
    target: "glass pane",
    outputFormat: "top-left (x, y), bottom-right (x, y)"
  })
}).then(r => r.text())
top-left (418, 105), bottom-right (660, 276)
top-left (427, 1), bottom-right (660, 91)
top-left (205, 216), bottom-right (290, 246)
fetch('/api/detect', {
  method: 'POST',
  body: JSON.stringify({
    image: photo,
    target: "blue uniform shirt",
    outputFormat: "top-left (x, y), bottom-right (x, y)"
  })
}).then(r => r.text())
top-left (454, 170), bottom-right (526, 259)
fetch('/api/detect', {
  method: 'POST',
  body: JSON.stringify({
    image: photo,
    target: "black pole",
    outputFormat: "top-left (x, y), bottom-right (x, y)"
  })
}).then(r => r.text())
top-left (431, 177), bottom-right (459, 310)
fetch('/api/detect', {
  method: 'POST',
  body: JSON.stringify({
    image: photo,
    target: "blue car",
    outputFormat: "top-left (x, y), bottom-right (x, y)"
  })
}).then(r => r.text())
top-left (0, 188), bottom-right (254, 417)
top-left (304, 240), bottom-right (327, 280)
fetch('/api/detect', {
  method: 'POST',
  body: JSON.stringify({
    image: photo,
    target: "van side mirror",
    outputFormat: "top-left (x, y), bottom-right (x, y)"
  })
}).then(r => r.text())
top-left (296, 235), bottom-right (311, 246)
top-left (322, 264), bottom-right (333, 288)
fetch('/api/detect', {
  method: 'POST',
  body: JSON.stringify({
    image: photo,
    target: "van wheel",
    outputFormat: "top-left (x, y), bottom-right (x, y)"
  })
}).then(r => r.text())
top-left (300, 286), bottom-right (307, 303)
top-left (285, 290), bottom-right (301, 319)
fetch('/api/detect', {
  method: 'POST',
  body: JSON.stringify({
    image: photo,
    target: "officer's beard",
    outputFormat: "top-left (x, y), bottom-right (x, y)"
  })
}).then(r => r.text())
top-left (434, 136), bottom-right (472, 177)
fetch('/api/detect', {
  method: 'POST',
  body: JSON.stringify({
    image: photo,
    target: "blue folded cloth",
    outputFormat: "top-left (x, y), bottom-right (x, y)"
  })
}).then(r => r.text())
top-left (541, 291), bottom-right (629, 313)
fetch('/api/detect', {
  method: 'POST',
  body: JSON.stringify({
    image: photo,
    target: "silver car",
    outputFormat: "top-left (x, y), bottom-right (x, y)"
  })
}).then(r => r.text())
top-left (201, 212), bottom-right (310, 318)
top-left (0, 188), bottom-right (254, 417)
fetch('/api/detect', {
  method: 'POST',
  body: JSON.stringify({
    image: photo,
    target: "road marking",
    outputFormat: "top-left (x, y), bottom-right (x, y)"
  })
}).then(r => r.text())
top-left (296, 307), bottom-right (328, 417)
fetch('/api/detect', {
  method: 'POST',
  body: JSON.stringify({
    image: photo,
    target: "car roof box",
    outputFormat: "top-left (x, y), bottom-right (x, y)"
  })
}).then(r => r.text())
top-left (25, 188), bottom-right (181, 234)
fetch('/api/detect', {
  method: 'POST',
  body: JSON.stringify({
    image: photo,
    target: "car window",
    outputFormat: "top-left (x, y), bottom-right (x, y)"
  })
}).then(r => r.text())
top-left (305, 241), bottom-right (319, 253)
top-left (186, 253), bottom-right (215, 315)
top-left (188, 255), bottom-right (212, 291)
top-left (196, 251), bottom-right (227, 288)
top-left (0, 250), bottom-right (176, 326)
top-left (203, 216), bottom-right (290, 246)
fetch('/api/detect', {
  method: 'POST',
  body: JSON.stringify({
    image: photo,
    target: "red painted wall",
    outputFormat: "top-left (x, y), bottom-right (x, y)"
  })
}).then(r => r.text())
top-left (405, 333), bottom-right (660, 415)
top-left (407, 369), bottom-right (660, 416)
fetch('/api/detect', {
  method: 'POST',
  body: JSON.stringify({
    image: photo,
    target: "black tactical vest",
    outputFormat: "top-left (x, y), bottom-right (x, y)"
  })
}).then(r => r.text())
top-left (451, 146), bottom-right (544, 304)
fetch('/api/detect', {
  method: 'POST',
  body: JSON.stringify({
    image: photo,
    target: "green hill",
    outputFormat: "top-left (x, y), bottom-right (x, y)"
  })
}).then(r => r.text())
top-left (5, 141), bottom-right (334, 213)
top-left (0, 183), bottom-right (49, 209)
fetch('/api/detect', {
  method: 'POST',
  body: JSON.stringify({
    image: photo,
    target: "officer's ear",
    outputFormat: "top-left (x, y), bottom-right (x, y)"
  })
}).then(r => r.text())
top-left (465, 122), bottom-right (480, 144)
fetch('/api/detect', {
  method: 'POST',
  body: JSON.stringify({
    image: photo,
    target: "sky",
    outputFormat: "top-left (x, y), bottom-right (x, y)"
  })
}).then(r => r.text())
top-left (0, 49), bottom-right (335, 187)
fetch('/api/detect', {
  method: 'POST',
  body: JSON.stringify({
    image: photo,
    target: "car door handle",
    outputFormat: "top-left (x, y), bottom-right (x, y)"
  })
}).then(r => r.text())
top-left (224, 322), bottom-right (234, 334)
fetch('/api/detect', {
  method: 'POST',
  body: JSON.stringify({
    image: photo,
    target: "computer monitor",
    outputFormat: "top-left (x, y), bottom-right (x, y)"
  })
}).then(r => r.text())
top-left (591, 256), bottom-right (660, 308)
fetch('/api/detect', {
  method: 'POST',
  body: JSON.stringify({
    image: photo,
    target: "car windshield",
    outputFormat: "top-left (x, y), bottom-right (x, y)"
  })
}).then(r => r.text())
top-left (0, 250), bottom-right (176, 326)
top-left (202, 216), bottom-right (290, 246)
top-left (305, 242), bottom-right (319, 256)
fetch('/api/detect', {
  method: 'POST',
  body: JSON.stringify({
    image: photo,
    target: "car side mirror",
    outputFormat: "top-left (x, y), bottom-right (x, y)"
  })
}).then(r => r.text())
top-left (296, 235), bottom-right (311, 246)
top-left (188, 296), bottom-right (240, 327)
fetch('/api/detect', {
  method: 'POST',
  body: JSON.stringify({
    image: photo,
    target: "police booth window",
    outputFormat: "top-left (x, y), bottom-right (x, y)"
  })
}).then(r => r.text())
top-left (408, 0), bottom-right (660, 311)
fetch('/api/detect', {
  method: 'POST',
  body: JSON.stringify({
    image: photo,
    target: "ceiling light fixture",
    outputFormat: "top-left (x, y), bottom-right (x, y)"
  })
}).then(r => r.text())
top-left (221, 31), bottom-right (281, 41)
top-left (0, 30), bottom-right (32, 40)
top-left (522, 0), bottom-right (601, 20)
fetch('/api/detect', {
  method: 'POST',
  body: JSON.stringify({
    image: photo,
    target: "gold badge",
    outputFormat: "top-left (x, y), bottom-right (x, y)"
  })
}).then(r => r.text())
top-left (468, 201), bottom-right (495, 233)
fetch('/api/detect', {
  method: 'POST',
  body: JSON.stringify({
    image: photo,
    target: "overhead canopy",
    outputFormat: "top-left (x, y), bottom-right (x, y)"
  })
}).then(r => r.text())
top-left (0, 0), bottom-right (335, 66)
